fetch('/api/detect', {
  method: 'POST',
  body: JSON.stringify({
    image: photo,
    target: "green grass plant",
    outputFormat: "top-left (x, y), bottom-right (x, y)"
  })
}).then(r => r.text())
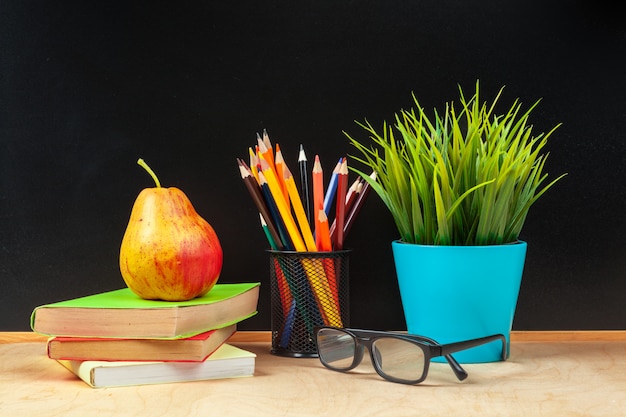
top-left (346, 81), bottom-right (567, 245)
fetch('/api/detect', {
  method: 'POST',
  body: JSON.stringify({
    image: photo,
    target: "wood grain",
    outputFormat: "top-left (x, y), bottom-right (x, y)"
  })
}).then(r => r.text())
top-left (0, 333), bottom-right (625, 416)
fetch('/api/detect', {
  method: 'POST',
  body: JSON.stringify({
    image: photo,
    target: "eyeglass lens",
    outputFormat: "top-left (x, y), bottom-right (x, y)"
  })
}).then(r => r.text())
top-left (317, 328), bottom-right (427, 383)
top-left (373, 337), bottom-right (426, 382)
top-left (317, 328), bottom-right (357, 369)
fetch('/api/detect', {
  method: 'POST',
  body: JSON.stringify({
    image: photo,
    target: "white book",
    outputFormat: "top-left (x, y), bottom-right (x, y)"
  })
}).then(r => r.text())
top-left (57, 343), bottom-right (255, 388)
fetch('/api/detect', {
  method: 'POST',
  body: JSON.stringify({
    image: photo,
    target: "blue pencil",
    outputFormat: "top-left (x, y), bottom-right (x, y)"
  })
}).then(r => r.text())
top-left (279, 299), bottom-right (296, 348)
top-left (323, 158), bottom-right (343, 215)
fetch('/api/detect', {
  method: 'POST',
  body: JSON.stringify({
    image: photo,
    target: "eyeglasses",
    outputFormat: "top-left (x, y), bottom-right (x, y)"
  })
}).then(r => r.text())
top-left (314, 326), bottom-right (507, 385)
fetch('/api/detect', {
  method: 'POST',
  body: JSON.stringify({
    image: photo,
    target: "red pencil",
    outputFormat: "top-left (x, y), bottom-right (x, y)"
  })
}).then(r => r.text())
top-left (317, 207), bottom-right (340, 308)
top-left (312, 155), bottom-right (324, 244)
top-left (333, 158), bottom-right (348, 250)
top-left (343, 171), bottom-right (376, 241)
top-left (344, 177), bottom-right (362, 215)
top-left (330, 177), bottom-right (361, 244)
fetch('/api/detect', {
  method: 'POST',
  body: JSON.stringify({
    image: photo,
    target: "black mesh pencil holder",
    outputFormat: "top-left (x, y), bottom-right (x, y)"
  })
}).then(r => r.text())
top-left (268, 250), bottom-right (351, 358)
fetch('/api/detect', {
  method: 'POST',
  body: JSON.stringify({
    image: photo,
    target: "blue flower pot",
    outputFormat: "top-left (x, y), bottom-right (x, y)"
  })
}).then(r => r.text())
top-left (392, 240), bottom-right (527, 363)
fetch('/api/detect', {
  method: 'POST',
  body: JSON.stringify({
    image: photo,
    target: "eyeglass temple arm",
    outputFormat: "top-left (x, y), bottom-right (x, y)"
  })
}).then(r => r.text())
top-left (442, 353), bottom-right (468, 381)
top-left (431, 334), bottom-right (506, 381)
top-left (439, 334), bottom-right (508, 361)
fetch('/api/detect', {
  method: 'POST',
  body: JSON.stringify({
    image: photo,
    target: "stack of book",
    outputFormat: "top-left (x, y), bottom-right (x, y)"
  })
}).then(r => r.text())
top-left (30, 282), bottom-right (260, 388)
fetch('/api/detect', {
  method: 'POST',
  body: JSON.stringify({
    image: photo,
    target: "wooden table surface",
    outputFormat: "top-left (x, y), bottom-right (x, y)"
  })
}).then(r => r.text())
top-left (1, 331), bottom-right (625, 417)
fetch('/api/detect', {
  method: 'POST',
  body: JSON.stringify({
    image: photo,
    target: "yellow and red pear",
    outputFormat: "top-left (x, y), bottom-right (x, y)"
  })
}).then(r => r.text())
top-left (119, 159), bottom-right (223, 301)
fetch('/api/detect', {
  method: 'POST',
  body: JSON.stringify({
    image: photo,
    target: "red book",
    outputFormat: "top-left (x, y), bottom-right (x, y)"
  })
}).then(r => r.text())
top-left (47, 325), bottom-right (236, 362)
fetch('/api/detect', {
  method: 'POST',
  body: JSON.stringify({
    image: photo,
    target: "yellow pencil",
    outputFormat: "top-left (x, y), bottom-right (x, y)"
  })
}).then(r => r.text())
top-left (274, 143), bottom-right (290, 211)
top-left (259, 155), bottom-right (305, 251)
top-left (306, 257), bottom-right (342, 327)
top-left (283, 163), bottom-right (317, 252)
top-left (248, 147), bottom-right (259, 183)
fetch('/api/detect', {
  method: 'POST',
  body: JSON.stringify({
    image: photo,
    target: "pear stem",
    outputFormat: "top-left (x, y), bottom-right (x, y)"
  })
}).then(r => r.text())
top-left (137, 158), bottom-right (161, 188)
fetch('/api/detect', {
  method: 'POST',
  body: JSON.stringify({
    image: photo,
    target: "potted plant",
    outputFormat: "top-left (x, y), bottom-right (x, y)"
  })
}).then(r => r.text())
top-left (345, 81), bottom-right (567, 363)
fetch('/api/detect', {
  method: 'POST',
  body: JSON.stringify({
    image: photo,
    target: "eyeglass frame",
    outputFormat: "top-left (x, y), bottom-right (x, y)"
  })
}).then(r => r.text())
top-left (314, 326), bottom-right (507, 385)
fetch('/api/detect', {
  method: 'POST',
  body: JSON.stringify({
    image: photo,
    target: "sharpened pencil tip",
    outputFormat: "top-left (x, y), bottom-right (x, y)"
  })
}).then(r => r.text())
top-left (298, 144), bottom-right (307, 162)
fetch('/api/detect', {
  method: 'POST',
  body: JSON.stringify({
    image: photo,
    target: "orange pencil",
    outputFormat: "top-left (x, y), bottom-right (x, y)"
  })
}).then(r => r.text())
top-left (317, 207), bottom-right (340, 316)
top-left (316, 208), bottom-right (333, 251)
top-left (262, 129), bottom-right (273, 161)
top-left (257, 130), bottom-right (276, 174)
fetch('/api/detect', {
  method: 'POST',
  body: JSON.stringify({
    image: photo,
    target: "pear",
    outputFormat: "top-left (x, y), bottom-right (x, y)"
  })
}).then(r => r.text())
top-left (119, 159), bottom-right (223, 301)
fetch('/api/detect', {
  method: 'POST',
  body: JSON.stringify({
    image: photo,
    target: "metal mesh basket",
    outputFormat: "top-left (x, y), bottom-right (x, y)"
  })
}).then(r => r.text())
top-left (268, 250), bottom-right (350, 357)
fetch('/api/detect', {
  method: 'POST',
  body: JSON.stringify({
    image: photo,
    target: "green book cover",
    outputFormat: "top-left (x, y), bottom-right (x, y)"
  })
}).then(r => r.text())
top-left (32, 283), bottom-right (258, 311)
top-left (30, 282), bottom-right (260, 338)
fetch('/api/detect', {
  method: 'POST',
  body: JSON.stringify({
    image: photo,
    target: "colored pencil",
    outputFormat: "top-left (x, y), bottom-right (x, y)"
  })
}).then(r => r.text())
top-left (237, 158), bottom-right (284, 250)
top-left (257, 132), bottom-right (276, 175)
top-left (274, 143), bottom-right (290, 210)
top-left (259, 213), bottom-right (278, 250)
top-left (344, 177), bottom-right (362, 215)
top-left (343, 171), bottom-right (376, 240)
top-left (259, 156), bottom-right (306, 251)
top-left (316, 208), bottom-right (332, 252)
top-left (263, 212), bottom-right (296, 334)
top-left (333, 158), bottom-right (348, 250)
top-left (279, 299), bottom-right (296, 348)
top-left (323, 158), bottom-right (342, 215)
top-left (329, 177), bottom-right (361, 244)
top-left (317, 208), bottom-right (340, 312)
top-left (312, 155), bottom-right (324, 244)
top-left (248, 147), bottom-right (259, 183)
top-left (283, 164), bottom-right (317, 252)
top-left (262, 129), bottom-right (273, 162)
top-left (258, 170), bottom-right (294, 251)
top-left (305, 255), bottom-right (342, 326)
top-left (298, 144), bottom-right (311, 224)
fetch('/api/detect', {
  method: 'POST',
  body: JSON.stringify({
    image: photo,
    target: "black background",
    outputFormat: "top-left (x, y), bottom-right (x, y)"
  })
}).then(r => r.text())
top-left (1, 1), bottom-right (625, 331)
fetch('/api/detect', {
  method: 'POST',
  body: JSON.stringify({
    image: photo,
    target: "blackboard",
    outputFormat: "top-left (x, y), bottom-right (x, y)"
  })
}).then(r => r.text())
top-left (1, 1), bottom-right (625, 332)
